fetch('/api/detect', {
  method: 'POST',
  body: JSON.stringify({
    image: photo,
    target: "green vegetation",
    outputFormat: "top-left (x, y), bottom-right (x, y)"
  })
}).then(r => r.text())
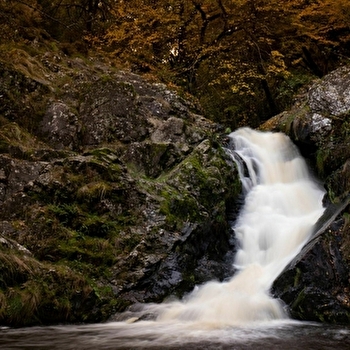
top-left (316, 149), bottom-right (331, 177)
top-left (154, 141), bottom-right (240, 229)
top-left (0, 247), bottom-right (111, 326)
top-left (0, 130), bottom-right (241, 326)
top-left (0, 143), bottom-right (147, 325)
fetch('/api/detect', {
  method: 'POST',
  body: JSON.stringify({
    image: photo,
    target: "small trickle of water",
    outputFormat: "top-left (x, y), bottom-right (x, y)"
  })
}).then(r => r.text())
top-left (120, 128), bottom-right (325, 329)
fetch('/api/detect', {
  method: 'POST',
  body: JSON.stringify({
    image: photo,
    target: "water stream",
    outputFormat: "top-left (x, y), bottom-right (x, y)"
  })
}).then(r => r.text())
top-left (122, 127), bottom-right (325, 327)
top-left (1, 128), bottom-right (349, 349)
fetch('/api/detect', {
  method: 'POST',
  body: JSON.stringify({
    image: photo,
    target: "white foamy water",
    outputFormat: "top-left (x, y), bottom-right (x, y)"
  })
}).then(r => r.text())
top-left (230, 128), bottom-right (325, 285)
top-left (118, 128), bottom-right (325, 330)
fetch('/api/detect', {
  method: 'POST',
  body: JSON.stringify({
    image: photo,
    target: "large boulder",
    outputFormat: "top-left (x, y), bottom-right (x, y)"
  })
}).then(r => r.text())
top-left (0, 49), bottom-right (240, 326)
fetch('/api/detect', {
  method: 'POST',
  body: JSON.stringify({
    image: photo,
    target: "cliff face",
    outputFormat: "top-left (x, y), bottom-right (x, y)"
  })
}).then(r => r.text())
top-left (262, 66), bottom-right (350, 323)
top-left (0, 48), bottom-right (241, 326)
top-left (2, 42), bottom-right (350, 327)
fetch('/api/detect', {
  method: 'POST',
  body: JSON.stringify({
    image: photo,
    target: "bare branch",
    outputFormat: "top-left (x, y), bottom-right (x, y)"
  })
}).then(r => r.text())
top-left (14, 0), bottom-right (73, 30)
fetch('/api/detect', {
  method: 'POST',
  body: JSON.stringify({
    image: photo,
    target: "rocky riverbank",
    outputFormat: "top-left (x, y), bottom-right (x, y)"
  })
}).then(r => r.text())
top-left (1, 42), bottom-right (350, 326)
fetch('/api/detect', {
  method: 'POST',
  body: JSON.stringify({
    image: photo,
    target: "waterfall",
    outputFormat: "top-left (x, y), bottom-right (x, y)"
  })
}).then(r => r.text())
top-left (124, 128), bottom-right (325, 328)
top-left (228, 128), bottom-right (325, 283)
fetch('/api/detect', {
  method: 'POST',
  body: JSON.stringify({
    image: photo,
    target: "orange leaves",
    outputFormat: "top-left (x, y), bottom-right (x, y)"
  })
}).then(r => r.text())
top-left (100, 0), bottom-right (350, 126)
top-left (291, 0), bottom-right (350, 39)
top-left (104, 1), bottom-right (179, 63)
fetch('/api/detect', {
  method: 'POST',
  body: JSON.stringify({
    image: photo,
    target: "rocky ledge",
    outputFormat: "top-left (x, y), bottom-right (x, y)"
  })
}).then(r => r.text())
top-left (0, 49), bottom-right (240, 326)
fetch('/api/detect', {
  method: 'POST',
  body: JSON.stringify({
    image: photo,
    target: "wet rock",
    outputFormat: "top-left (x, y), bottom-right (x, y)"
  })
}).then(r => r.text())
top-left (40, 101), bottom-right (81, 150)
top-left (262, 65), bottom-right (350, 324)
top-left (0, 51), bottom-right (241, 326)
top-left (273, 216), bottom-right (350, 323)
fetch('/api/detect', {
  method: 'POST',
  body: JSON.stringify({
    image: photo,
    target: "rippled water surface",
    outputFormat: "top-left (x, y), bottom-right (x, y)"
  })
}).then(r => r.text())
top-left (1, 320), bottom-right (350, 350)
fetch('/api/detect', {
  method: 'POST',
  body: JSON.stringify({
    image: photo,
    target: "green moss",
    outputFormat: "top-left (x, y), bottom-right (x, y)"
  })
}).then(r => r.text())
top-left (160, 190), bottom-right (200, 228)
top-left (108, 298), bottom-right (132, 313)
top-left (316, 148), bottom-right (331, 177)
top-left (84, 151), bottom-right (124, 182)
top-left (36, 226), bottom-right (117, 270)
top-left (125, 142), bottom-right (175, 178)
top-left (141, 141), bottom-right (241, 231)
top-left (294, 267), bottom-right (302, 287)
top-left (79, 215), bottom-right (115, 238)
top-left (291, 288), bottom-right (306, 314)
top-left (22, 142), bottom-right (143, 281)
top-left (88, 147), bottom-right (119, 162)
top-left (0, 121), bottom-right (45, 158)
top-left (149, 142), bottom-right (169, 158)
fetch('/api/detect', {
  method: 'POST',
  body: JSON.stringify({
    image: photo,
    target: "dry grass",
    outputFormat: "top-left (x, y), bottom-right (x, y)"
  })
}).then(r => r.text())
top-left (77, 181), bottom-right (111, 201)
top-left (5, 48), bottom-right (50, 85)
top-left (0, 121), bottom-right (45, 152)
top-left (0, 251), bottom-right (36, 286)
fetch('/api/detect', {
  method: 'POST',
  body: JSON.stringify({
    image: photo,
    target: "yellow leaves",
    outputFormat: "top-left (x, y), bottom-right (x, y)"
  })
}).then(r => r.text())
top-left (230, 83), bottom-right (256, 96)
top-left (266, 51), bottom-right (290, 78)
top-left (258, 37), bottom-right (274, 46)
top-left (102, 0), bottom-right (349, 122)
top-left (292, 57), bottom-right (303, 66)
top-left (293, 0), bottom-right (350, 43)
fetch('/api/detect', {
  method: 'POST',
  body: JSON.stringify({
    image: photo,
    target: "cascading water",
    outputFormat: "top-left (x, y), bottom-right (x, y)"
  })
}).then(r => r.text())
top-left (119, 127), bottom-right (325, 329)
top-left (3, 129), bottom-right (344, 350)
top-left (139, 127), bottom-right (325, 328)
top-left (228, 128), bottom-right (325, 284)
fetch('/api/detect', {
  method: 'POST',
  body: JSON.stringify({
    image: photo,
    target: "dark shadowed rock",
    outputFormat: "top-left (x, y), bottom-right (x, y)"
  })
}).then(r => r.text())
top-left (41, 101), bottom-right (81, 150)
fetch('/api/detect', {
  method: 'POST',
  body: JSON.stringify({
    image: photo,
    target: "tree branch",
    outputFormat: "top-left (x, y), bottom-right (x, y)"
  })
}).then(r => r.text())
top-left (13, 0), bottom-right (73, 30)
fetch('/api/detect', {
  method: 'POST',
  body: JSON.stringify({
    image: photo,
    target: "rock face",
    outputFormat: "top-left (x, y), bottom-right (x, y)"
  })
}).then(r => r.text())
top-left (0, 50), bottom-right (240, 326)
top-left (262, 66), bottom-right (350, 323)
top-left (2, 46), bottom-right (349, 327)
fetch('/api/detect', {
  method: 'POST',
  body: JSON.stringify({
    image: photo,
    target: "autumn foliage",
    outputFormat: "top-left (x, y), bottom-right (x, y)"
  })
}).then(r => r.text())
top-left (101, 0), bottom-right (350, 126)
top-left (1, 0), bottom-right (350, 127)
